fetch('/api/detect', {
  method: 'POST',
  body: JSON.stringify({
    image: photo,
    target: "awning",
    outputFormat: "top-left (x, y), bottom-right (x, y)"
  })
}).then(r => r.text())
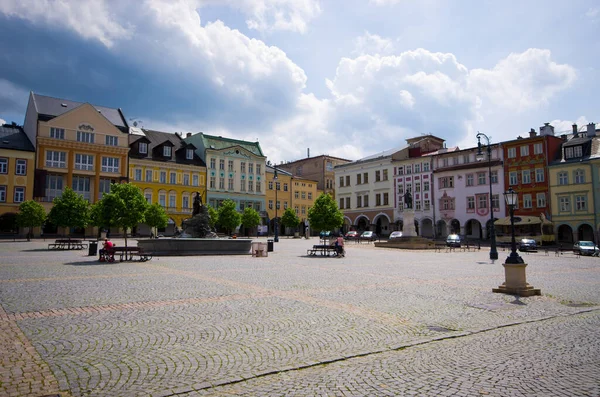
top-left (494, 216), bottom-right (552, 226)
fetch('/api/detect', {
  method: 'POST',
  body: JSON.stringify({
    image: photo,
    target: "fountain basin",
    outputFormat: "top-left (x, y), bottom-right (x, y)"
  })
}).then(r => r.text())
top-left (137, 238), bottom-right (252, 256)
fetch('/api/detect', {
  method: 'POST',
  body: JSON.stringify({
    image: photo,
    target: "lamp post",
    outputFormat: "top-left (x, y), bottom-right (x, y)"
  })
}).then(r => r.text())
top-left (492, 187), bottom-right (540, 296)
top-left (503, 187), bottom-right (524, 264)
top-left (476, 132), bottom-right (498, 261)
top-left (274, 168), bottom-right (279, 243)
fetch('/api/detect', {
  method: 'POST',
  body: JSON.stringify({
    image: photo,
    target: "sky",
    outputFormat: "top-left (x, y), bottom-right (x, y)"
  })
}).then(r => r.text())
top-left (0, 0), bottom-right (598, 163)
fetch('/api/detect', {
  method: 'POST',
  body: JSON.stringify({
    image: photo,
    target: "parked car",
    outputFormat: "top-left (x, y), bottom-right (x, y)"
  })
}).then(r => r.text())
top-left (446, 234), bottom-right (461, 247)
top-left (319, 230), bottom-right (331, 239)
top-left (388, 231), bottom-right (403, 240)
top-left (519, 238), bottom-right (538, 252)
top-left (360, 231), bottom-right (378, 241)
top-left (573, 241), bottom-right (600, 256)
top-left (345, 231), bottom-right (358, 240)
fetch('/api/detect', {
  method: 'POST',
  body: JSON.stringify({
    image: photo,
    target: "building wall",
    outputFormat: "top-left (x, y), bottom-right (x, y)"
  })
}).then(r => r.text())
top-left (291, 177), bottom-right (318, 224)
top-left (278, 155), bottom-right (350, 199)
top-left (0, 148), bottom-right (35, 216)
top-left (266, 170), bottom-right (292, 222)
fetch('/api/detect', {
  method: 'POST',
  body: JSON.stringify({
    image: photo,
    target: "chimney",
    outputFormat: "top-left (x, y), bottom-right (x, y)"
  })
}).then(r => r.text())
top-left (307, 148), bottom-right (310, 158)
top-left (561, 134), bottom-right (568, 141)
top-left (587, 123), bottom-right (596, 137)
top-left (572, 124), bottom-right (578, 134)
top-left (540, 122), bottom-right (554, 136)
top-left (186, 132), bottom-right (192, 138)
top-left (529, 128), bottom-right (536, 138)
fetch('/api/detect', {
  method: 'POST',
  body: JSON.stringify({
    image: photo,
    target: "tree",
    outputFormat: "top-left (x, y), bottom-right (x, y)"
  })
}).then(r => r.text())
top-left (307, 193), bottom-right (343, 233)
top-left (207, 204), bottom-right (218, 230)
top-left (144, 203), bottom-right (168, 238)
top-left (217, 199), bottom-right (241, 236)
top-left (98, 183), bottom-right (148, 247)
top-left (17, 200), bottom-right (46, 240)
top-left (240, 206), bottom-right (261, 237)
top-left (48, 187), bottom-right (90, 237)
top-left (281, 207), bottom-right (300, 235)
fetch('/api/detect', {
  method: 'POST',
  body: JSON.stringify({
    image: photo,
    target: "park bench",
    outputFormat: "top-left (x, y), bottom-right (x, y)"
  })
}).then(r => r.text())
top-left (307, 244), bottom-right (339, 257)
top-left (99, 246), bottom-right (152, 262)
top-left (48, 239), bottom-right (87, 250)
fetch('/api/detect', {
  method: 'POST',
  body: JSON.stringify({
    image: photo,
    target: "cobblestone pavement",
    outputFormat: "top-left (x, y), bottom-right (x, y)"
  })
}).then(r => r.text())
top-left (0, 238), bottom-right (598, 396)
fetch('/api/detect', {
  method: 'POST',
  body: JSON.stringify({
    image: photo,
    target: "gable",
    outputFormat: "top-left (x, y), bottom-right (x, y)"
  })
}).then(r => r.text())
top-left (44, 103), bottom-right (125, 138)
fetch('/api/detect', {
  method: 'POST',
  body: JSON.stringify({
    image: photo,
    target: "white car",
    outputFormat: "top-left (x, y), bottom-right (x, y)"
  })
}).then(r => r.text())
top-left (389, 231), bottom-right (403, 240)
top-left (573, 241), bottom-right (600, 256)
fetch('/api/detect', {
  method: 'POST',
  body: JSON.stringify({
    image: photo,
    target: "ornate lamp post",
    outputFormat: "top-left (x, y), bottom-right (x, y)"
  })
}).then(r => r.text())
top-left (476, 132), bottom-right (498, 261)
top-left (492, 187), bottom-right (540, 296)
top-left (274, 168), bottom-right (279, 243)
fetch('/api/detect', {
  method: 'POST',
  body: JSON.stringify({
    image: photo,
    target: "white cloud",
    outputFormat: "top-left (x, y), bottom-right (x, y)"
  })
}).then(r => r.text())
top-left (0, 79), bottom-right (29, 115)
top-left (548, 117), bottom-right (591, 134)
top-left (0, 118), bottom-right (6, 125)
top-left (353, 31), bottom-right (395, 56)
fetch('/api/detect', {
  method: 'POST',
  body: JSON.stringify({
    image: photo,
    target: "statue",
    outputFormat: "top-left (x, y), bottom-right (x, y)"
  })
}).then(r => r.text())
top-left (404, 191), bottom-right (413, 209)
top-left (192, 192), bottom-right (203, 216)
top-left (180, 192), bottom-right (217, 238)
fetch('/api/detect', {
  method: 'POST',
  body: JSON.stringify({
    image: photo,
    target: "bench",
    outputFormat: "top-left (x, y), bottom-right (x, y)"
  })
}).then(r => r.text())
top-left (307, 244), bottom-right (340, 257)
top-left (48, 239), bottom-right (87, 250)
top-left (100, 246), bottom-right (152, 262)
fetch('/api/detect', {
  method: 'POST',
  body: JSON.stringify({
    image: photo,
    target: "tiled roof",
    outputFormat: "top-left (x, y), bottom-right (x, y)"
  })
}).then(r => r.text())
top-left (31, 92), bottom-right (128, 129)
top-left (198, 133), bottom-right (264, 157)
top-left (0, 124), bottom-right (35, 152)
top-left (131, 129), bottom-right (205, 166)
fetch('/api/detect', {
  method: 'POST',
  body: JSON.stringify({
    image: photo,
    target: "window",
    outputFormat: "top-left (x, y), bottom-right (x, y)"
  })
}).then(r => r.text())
top-left (169, 172), bottom-right (176, 184)
top-left (192, 174), bottom-right (199, 186)
top-left (14, 187), bottom-right (25, 203)
top-left (45, 174), bottom-right (64, 201)
top-left (0, 158), bottom-right (6, 174)
top-left (182, 196), bottom-right (189, 209)
top-left (98, 178), bottom-right (111, 199)
top-left (339, 176), bottom-right (344, 187)
top-left (0, 186), bottom-right (5, 202)
top-left (383, 193), bottom-right (389, 205)
top-left (558, 172), bottom-right (568, 185)
top-left (490, 171), bottom-right (498, 184)
top-left (160, 171), bottom-right (166, 183)
top-left (134, 169), bottom-right (142, 181)
top-left (228, 178), bottom-right (234, 190)
top-left (159, 194), bottom-right (166, 207)
top-left (146, 170), bottom-right (153, 182)
top-left (308, 192), bottom-right (312, 199)
top-left (210, 176), bottom-right (216, 189)
top-left (423, 181), bottom-right (429, 191)
top-left (536, 193), bottom-right (546, 208)
top-left (463, 154), bottom-right (470, 164)
top-left (227, 160), bottom-right (234, 172)
top-left (357, 195), bottom-right (362, 208)
top-left (406, 165), bottom-right (412, 174)
top-left (565, 147), bottom-right (574, 159)
top-left (442, 158), bottom-right (448, 167)
top-left (423, 163), bottom-right (430, 172)
top-left (46, 151), bottom-right (67, 168)
top-left (492, 194), bottom-right (500, 209)
top-left (363, 195), bottom-right (369, 207)
top-left (16, 159), bottom-right (26, 175)
top-left (424, 199), bottom-right (430, 210)
top-left (249, 163), bottom-right (254, 174)
top-left (283, 183), bottom-right (288, 192)
top-left (520, 145), bottom-right (529, 156)
top-left (340, 198), bottom-right (344, 209)
top-left (363, 172), bottom-right (369, 183)
top-left (163, 146), bottom-right (172, 157)
top-left (467, 197), bottom-right (475, 210)
top-left (139, 142), bottom-right (148, 154)
top-left (534, 143), bottom-right (543, 154)
top-left (50, 127), bottom-right (65, 139)
top-left (508, 147), bottom-right (516, 158)
top-left (72, 176), bottom-right (91, 201)
top-left (415, 183), bottom-right (421, 192)
top-left (383, 169), bottom-right (388, 180)
top-left (574, 169), bottom-right (585, 184)
top-left (466, 174), bottom-right (474, 186)
top-left (169, 195), bottom-right (176, 209)
top-left (256, 182), bottom-right (261, 192)
top-left (345, 175), bottom-right (350, 186)
top-left (219, 177), bottom-right (225, 190)
top-left (478, 195), bottom-right (488, 209)
top-left (509, 172), bottom-right (518, 185)
top-left (415, 200), bottom-right (421, 210)
top-left (183, 174), bottom-right (190, 186)
top-left (522, 170), bottom-right (531, 184)
top-left (559, 196), bottom-right (570, 212)
top-left (477, 172), bottom-right (486, 185)
top-left (269, 200), bottom-right (274, 210)
top-left (414, 164), bottom-right (421, 173)
top-left (326, 161), bottom-right (333, 171)
top-left (101, 157), bottom-right (119, 173)
top-left (452, 157), bottom-right (458, 165)
top-left (398, 166), bottom-right (404, 175)
top-left (357, 174), bottom-right (362, 184)
top-left (240, 179), bottom-right (245, 191)
top-left (240, 162), bottom-right (246, 173)
top-left (375, 170), bottom-right (381, 182)
top-left (105, 136), bottom-right (118, 146)
top-left (76, 130), bottom-right (94, 143)
top-left (575, 195), bottom-right (587, 211)
top-left (574, 146), bottom-right (583, 158)
top-left (75, 154), bottom-right (94, 171)
top-left (439, 176), bottom-right (454, 188)
top-left (210, 158), bottom-right (216, 169)
top-left (301, 191), bottom-right (306, 199)
top-left (523, 194), bottom-right (532, 208)
top-left (256, 164), bottom-right (261, 175)
top-left (345, 197), bottom-right (350, 209)
top-left (535, 168), bottom-right (544, 183)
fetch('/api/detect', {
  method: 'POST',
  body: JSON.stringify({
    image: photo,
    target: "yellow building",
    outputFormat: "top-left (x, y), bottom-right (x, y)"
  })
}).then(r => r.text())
top-left (23, 93), bottom-right (130, 235)
top-left (129, 128), bottom-right (206, 235)
top-left (0, 124), bottom-right (36, 233)
top-left (548, 126), bottom-right (600, 244)
top-left (291, 176), bottom-right (319, 228)
top-left (266, 165), bottom-right (292, 236)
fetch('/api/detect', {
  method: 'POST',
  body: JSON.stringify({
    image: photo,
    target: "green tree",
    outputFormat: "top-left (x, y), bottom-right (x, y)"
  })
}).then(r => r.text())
top-left (281, 207), bottom-right (300, 235)
top-left (98, 183), bottom-right (148, 247)
top-left (207, 204), bottom-right (218, 230)
top-left (307, 193), bottom-right (343, 233)
top-left (241, 206), bottom-right (261, 237)
top-left (17, 200), bottom-right (46, 240)
top-left (90, 195), bottom-right (119, 236)
top-left (217, 199), bottom-right (241, 236)
top-left (144, 203), bottom-right (168, 238)
top-left (48, 187), bottom-right (90, 237)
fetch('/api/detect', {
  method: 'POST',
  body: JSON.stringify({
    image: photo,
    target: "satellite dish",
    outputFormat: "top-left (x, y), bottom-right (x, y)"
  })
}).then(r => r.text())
top-left (133, 121), bottom-right (138, 127)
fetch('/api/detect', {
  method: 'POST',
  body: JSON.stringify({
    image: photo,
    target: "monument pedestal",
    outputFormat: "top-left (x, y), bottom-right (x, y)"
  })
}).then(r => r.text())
top-left (492, 262), bottom-right (541, 297)
top-left (402, 209), bottom-right (416, 237)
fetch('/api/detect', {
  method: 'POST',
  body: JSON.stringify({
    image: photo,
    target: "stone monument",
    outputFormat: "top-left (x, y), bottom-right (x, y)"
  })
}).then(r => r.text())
top-left (180, 192), bottom-right (217, 238)
top-left (402, 192), bottom-right (417, 237)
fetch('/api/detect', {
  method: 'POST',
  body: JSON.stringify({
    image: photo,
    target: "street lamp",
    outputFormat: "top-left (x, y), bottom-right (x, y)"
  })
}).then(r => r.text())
top-left (476, 132), bottom-right (498, 261)
top-left (503, 187), bottom-right (523, 264)
top-left (274, 168), bottom-right (279, 243)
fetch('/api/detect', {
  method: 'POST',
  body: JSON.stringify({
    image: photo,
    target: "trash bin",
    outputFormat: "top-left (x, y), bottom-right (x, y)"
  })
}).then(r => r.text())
top-left (89, 241), bottom-right (98, 256)
top-left (267, 239), bottom-right (274, 252)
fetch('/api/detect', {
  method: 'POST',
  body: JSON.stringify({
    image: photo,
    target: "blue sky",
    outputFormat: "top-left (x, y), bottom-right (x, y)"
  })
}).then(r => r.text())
top-left (1, 0), bottom-right (598, 162)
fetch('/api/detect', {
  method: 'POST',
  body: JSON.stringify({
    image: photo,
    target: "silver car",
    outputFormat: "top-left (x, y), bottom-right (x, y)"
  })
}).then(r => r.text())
top-left (573, 241), bottom-right (600, 256)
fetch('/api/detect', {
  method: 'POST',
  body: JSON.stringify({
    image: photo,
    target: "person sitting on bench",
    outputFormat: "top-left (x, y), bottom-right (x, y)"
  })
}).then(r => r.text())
top-left (332, 233), bottom-right (345, 257)
top-left (99, 238), bottom-right (114, 261)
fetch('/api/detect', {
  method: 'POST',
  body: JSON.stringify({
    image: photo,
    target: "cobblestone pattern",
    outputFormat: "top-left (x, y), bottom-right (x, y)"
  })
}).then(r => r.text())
top-left (188, 311), bottom-right (600, 397)
top-left (0, 239), bottom-right (599, 396)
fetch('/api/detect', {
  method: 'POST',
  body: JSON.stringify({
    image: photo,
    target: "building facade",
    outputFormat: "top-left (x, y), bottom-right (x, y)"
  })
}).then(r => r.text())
top-left (128, 128), bottom-right (206, 235)
top-left (278, 154), bottom-right (351, 199)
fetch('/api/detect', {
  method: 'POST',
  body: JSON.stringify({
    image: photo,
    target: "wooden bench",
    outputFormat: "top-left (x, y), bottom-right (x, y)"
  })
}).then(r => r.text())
top-left (48, 239), bottom-right (87, 250)
top-left (100, 246), bottom-right (152, 262)
top-left (307, 244), bottom-right (339, 257)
